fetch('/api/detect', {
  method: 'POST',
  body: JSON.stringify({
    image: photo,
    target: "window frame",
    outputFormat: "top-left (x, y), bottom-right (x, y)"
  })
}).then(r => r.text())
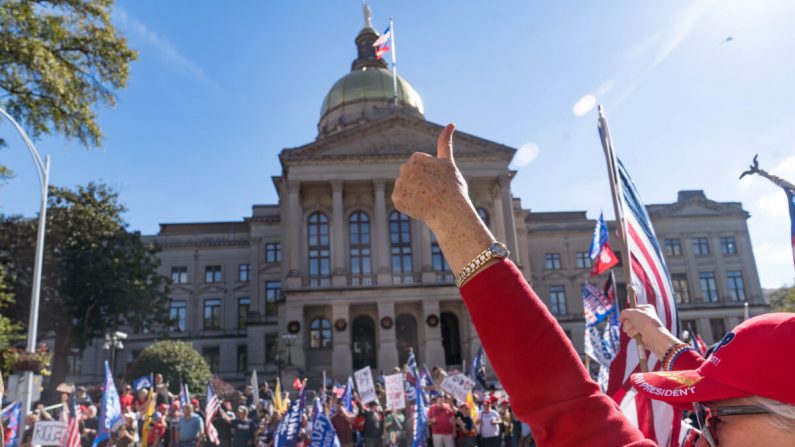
top-left (545, 253), bottom-right (562, 270)
top-left (170, 266), bottom-right (188, 284)
top-left (265, 281), bottom-right (281, 318)
top-left (726, 271), bottom-right (746, 301)
top-left (699, 272), bottom-right (719, 303)
top-left (307, 212), bottom-right (331, 279)
top-left (308, 318), bottom-right (332, 349)
top-left (575, 252), bottom-right (592, 269)
top-left (720, 237), bottom-right (737, 256)
top-left (671, 274), bottom-right (691, 304)
top-left (238, 263), bottom-right (251, 282)
top-left (238, 297), bottom-right (251, 329)
top-left (203, 298), bottom-right (222, 330)
top-left (548, 285), bottom-right (568, 316)
top-left (692, 238), bottom-right (710, 256)
top-left (204, 265), bottom-right (222, 283)
top-left (265, 242), bottom-right (282, 263)
top-left (349, 211), bottom-right (372, 276)
top-left (169, 300), bottom-right (187, 332)
top-left (389, 211), bottom-right (413, 274)
top-left (664, 239), bottom-right (682, 257)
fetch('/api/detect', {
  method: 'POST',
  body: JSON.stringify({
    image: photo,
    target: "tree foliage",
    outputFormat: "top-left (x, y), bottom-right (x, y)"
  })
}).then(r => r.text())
top-left (0, 182), bottom-right (170, 390)
top-left (127, 341), bottom-right (212, 396)
top-left (0, 264), bottom-right (23, 354)
top-left (768, 285), bottom-right (795, 312)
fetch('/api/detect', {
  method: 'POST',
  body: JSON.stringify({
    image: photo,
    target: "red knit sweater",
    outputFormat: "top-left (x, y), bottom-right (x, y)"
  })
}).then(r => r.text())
top-left (460, 260), bottom-right (703, 446)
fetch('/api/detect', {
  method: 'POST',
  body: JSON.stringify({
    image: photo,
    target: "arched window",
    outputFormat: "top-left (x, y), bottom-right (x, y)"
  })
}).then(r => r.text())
top-left (349, 211), bottom-right (372, 284)
top-left (476, 207), bottom-right (490, 228)
top-left (390, 211), bottom-right (412, 278)
top-left (309, 318), bottom-right (332, 349)
top-left (307, 212), bottom-right (330, 283)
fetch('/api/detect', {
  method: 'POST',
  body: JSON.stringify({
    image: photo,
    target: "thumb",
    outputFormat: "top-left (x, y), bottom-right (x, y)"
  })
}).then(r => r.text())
top-left (436, 123), bottom-right (456, 161)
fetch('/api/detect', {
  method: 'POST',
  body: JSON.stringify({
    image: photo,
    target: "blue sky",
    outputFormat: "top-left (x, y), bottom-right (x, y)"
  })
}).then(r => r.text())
top-left (1, 0), bottom-right (794, 288)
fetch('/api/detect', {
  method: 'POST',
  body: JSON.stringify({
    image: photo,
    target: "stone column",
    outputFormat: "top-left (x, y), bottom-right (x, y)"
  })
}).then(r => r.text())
top-left (421, 300), bottom-right (446, 368)
top-left (286, 180), bottom-right (302, 289)
top-left (491, 183), bottom-right (507, 243)
top-left (331, 180), bottom-right (347, 287)
top-left (374, 179), bottom-right (391, 285)
top-left (420, 225), bottom-right (436, 284)
top-left (377, 302), bottom-right (399, 371)
top-left (498, 175), bottom-right (520, 263)
top-left (331, 303), bottom-right (352, 378)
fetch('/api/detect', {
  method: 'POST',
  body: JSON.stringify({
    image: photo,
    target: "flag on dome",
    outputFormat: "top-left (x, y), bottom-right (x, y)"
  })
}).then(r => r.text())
top-left (589, 212), bottom-right (620, 277)
top-left (373, 26), bottom-right (391, 59)
top-left (786, 186), bottom-right (795, 268)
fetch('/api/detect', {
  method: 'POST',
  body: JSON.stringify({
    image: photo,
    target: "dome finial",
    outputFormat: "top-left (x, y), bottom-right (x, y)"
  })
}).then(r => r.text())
top-left (362, 0), bottom-right (374, 29)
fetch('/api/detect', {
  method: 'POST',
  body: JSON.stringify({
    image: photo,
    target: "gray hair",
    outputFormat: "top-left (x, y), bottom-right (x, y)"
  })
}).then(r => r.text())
top-left (746, 396), bottom-right (795, 432)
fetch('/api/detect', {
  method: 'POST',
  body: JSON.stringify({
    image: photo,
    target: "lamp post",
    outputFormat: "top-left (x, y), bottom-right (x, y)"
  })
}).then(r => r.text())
top-left (103, 331), bottom-right (127, 376)
top-left (281, 333), bottom-right (296, 366)
top-left (0, 107), bottom-right (51, 417)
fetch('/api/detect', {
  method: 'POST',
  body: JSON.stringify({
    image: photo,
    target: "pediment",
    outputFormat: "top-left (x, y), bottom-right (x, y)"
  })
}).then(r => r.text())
top-left (198, 284), bottom-right (226, 295)
top-left (280, 113), bottom-right (515, 164)
top-left (647, 199), bottom-right (747, 219)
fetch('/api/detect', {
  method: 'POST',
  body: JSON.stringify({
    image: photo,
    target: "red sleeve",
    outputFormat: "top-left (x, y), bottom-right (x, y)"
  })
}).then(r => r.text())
top-left (460, 260), bottom-right (656, 447)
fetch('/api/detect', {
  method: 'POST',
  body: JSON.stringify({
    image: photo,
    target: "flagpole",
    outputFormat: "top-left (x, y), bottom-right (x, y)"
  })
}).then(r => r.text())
top-left (390, 16), bottom-right (398, 107)
top-left (597, 105), bottom-right (648, 373)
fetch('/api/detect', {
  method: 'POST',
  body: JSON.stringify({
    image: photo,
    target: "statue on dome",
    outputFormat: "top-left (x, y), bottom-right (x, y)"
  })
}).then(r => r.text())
top-left (363, 0), bottom-right (373, 29)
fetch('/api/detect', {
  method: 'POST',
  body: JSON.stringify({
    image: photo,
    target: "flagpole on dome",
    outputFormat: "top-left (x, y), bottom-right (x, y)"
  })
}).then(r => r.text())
top-left (390, 16), bottom-right (398, 107)
top-left (596, 105), bottom-right (649, 372)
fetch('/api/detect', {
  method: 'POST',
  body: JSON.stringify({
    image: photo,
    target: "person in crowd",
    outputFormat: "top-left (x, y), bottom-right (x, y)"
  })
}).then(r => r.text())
top-left (390, 123), bottom-right (795, 446)
top-left (428, 395), bottom-right (455, 447)
top-left (243, 387), bottom-right (255, 409)
top-left (213, 403), bottom-right (234, 447)
top-left (165, 402), bottom-right (182, 447)
top-left (258, 384), bottom-right (273, 404)
top-left (119, 385), bottom-right (134, 412)
top-left (133, 388), bottom-right (149, 413)
top-left (454, 403), bottom-right (477, 447)
top-left (383, 408), bottom-right (404, 447)
top-left (219, 406), bottom-right (255, 447)
top-left (331, 400), bottom-right (355, 447)
top-left (361, 401), bottom-right (383, 447)
top-left (477, 400), bottom-right (500, 447)
top-left (148, 405), bottom-right (168, 447)
top-left (114, 411), bottom-right (140, 447)
top-left (497, 401), bottom-right (512, 447)
top-left (154, 374), bottom-right (172, 406)
top-left (81, 405), bottom-right (99, 447)
top-left (76, 386), bottom-right (94, 407)
top-left (176, 404), bottom-right (204, 447)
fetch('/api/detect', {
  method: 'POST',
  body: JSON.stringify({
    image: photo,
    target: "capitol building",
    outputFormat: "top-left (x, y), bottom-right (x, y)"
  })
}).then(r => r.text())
top-left (67, 12), bottom-right (767, 386)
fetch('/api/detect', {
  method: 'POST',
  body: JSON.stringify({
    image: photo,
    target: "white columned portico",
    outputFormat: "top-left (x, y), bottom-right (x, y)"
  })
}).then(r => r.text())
top-left (286, 180), bottom-right (302, 288)
top-left (331, 303), bottom-right (352, 377)
top-left (420, 225), bottom-right (435, 283)
top-left (331, 180), bottom-right (347, 287)
top-left (374, 179), bottom-right (391, 285)
top-left (498, 175), bottom-right (520, 263)
top-left (422, 300), bottom-right (446, 368)
top-left (377, 302), bottom-right (399, 371)
top-left (491, 182), bottom-right (507, 243)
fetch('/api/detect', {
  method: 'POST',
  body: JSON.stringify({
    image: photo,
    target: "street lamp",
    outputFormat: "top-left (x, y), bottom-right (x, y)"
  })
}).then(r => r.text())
top-left (103, 331), bottom-right (127, 376)
top-left (0, 107), bottom-right (51, 416)
top-left (281, 333), bottom-right (297, 366)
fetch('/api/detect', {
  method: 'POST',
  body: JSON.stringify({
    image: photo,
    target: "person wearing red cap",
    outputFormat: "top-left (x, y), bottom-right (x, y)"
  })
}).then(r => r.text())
top-left (391, 123), bottom-right (795, 446)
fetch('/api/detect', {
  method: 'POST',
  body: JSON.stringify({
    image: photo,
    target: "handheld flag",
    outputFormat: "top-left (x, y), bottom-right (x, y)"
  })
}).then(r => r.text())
top-left (251, 370), bottom-right (261, 408)
top-left (274, 378), bottom-right (285, 414)
top-left (94, 361), bottom-right (122, 447)
top-left (372, 26), bottom-right (391, 59)
top-left (139, 387), bottom-right (156, 447)
top-left (341, 377), bottom-right (354, 412)
top-left (2, 402), bottom-right (21, 447)
top-left (465, 391), bottom-right (478, 425)
top-left (275, 388), bottom-right (306, 447)
top-left (133, 374), bottom-right (153, 391)
top-left (205, 382), bottom-right (221, 445)
top-left (787, 187), bottom-right (795, 268)
top-left (179, 382), bottom-right (190, 407)
top-left (469, 346), bottom-right (487, 389)
top-left (582, 283), bottom-right (614, 326)
top-left (310, 412), bottom-right (341, 447)
top-left (407, 351), bottom-right (427, 447)
top-left (589, 212), bottom-right (620, 276)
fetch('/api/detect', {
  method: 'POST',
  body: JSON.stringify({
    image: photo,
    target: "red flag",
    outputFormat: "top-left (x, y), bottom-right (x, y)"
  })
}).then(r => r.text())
top-left (590, 242), bottom-right (619, 277)
top-left (292, 377), bottom-right (304, 391)
top-left (694, 334), bottom-right (708, 356)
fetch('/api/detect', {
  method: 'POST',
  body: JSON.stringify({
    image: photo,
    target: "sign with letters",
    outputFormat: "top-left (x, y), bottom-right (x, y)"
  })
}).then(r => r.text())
top-left (31, 421), bottom-right (68, 446)
top-left (384, 373), bottom-right (405, 410)
top-left (354, 367), bottom-right (378, 404)
top-left (440, 373), bottom-right (476, 403)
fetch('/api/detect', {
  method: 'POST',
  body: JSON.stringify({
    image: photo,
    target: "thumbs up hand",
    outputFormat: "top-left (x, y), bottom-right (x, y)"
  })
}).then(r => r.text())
top-left (392, 124), bottom-right (496, 274)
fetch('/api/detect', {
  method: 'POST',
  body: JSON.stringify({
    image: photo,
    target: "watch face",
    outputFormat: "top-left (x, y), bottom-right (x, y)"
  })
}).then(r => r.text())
top-left (491, 243), bottom-right (509, 258)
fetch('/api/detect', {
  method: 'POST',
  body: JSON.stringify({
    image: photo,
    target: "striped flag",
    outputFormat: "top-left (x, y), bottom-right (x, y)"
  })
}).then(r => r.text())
top-left (372, 26), bottom-right (391, 59)
top-left (598, 107), bottom-right (681, 446)
top-left (407, 350), bottom-right (427, 447)
top-left (179, 382), bottom-right (190, 407)
top-left (1, 402), bottom-right (21, 447)
top-left (786, 186), bottom-right (795, 268)
top-left (62, 386), bottom-right (82, 447)
top-left (205, 382), bottom-right (221, 445)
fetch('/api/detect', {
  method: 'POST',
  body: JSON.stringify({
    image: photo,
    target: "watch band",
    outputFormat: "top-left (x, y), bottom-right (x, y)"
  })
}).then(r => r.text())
top-left (454, 242), bottom-right (510, 288)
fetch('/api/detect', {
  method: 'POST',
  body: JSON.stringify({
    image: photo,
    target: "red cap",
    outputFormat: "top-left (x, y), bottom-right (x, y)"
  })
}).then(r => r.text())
top-left (631, 313), bottom-right (795, 408)
top-left (191, 399), bottom-right (200, 408)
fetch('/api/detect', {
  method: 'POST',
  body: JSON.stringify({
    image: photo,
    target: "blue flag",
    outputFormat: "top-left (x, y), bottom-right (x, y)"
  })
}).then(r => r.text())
top-left (2, 402), bottom-right (21, 447)
top-left (341, 376), bottom-right (353, 412)
top-left (582, 283), bottom-right (614, 327)
top-left (470, 346), bottom-right (486, 389)
top-left (310, 413), bottom-right (341, 447)
top-left (133, 374), bottom-right (153, 391)
top-left (94, 361), bottom-right (122, 446)
top-left (407, 351), bottom-right (426, 447)
top-left (311, 397), bottom-right (323, 426)
top-left (589, 212), bottom-right (610, 259)
top-left (179, 382), bottom-right (190, 406)
top-left (275, 388), bottom-right (306, 447)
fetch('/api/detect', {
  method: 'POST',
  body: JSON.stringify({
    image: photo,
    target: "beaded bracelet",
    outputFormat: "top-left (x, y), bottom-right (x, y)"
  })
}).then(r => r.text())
top-left (663, 343), bottom-right (693, 371)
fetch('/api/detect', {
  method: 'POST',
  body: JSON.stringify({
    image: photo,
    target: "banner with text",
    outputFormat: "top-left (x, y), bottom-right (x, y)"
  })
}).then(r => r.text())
top-left (440, 373), bottom-right (476, 403)
top-left (354, 367), bottom-right (378, 404)
top-left (384, 373), bottom-right (406, 410)
top-left (31, 421), bottom-right (68, 446)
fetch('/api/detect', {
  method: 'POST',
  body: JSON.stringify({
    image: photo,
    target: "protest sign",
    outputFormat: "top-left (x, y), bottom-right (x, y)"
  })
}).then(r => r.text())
top-left (354, 367), bottom-right (377, 404)
top-left (440, 373), bottom-right (476, 403)
top-left (384, 373), bottom-right (405, 410)
top-left (31, 421), bottom-right (68, 446)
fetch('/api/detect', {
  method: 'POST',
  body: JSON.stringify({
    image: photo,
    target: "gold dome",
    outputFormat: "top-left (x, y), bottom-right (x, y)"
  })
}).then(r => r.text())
top-left (319, 67), bottom-right (424, 120)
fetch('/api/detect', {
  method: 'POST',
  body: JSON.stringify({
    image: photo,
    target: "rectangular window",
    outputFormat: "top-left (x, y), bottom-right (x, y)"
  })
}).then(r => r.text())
top-left (239, 264), bottom-right (251, 282)
top-left (265, 243), bottom-right (282, 263)
top-left (170, 266), bottom-right (188, 284)
top-left (67, 352), bottom-right (82, 374)
top-left (545, 253), bottom-right (561, 270)
top-left (205, 265), bottom-right (222, 283)
top-left (720, 237), bottom-right (737, 255)
top-left (203, 299), bottom-right (222, 330)
top-left (169, 300), bottom-right (186, 332)
top-left (700, 272), bottom-right (719, 302)
top-left (575, 252), bottom-right (592, 269)
top-left (265, 281), bottom-right (281, 318)
top-left (265, 333), bottom-right (279, 365)
top-left (671, 274), bottom-right (691, 304)
top-left (238, 297), bottom-right (251, 329)
top-left (727, 271), bottom-right (746, 301)
top-left (692, 238), bottom-right (710, 256)
top-left (664, 239), bottom-right (682, 257)
top-left (237, 345), bottom-right (248, 372)
top-left (548, 285), bottom-right (567, 316)
top-left (710, 319), bottom-right (726, 342)
top-left (203, 346), bottom-right (220, 372)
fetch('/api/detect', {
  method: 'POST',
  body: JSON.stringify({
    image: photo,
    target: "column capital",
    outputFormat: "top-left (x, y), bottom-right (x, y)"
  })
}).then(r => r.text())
top-left (287, 179), bottom-right (301, 193)
top-left (498, 174), bottom-right (512, 188)
top-left (330, 179), bottom-right (344, 193)
top-left (373, 178), bottom-right (387, 189)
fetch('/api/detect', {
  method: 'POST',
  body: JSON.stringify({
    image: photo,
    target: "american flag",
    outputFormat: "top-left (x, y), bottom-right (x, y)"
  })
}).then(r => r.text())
top-left (598, 107), bottom-right (680, 446)
top-left (205, 383), bottom-right (221, 445)
top-left (62, 387), bottom-right (82, 447)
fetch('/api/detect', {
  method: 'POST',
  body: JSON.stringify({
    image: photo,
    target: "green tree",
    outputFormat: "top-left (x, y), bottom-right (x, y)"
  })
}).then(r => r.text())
top-left (0, 0), bottom-right (137, 179)
top-left (768, 285), bottom-right (795, 312)
top-left (127, 341), bottom-right (212, 396)
top-left (0, 264), bottom-right (23, 353)
top-left (0, 182), bottom-right (170, 391)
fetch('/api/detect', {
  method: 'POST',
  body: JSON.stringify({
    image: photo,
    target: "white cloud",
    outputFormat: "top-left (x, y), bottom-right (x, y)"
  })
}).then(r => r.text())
top-left (510, 142), bottom-right (540, 169)
top-left (572, 94), bottom-right (597, 117)
top-left (115, 8), bottom-right (205, 80)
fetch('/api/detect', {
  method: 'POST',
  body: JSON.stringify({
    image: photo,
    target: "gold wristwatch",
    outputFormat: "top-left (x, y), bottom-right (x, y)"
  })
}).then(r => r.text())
top-left (454, 242), bottom-right (510, 287)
